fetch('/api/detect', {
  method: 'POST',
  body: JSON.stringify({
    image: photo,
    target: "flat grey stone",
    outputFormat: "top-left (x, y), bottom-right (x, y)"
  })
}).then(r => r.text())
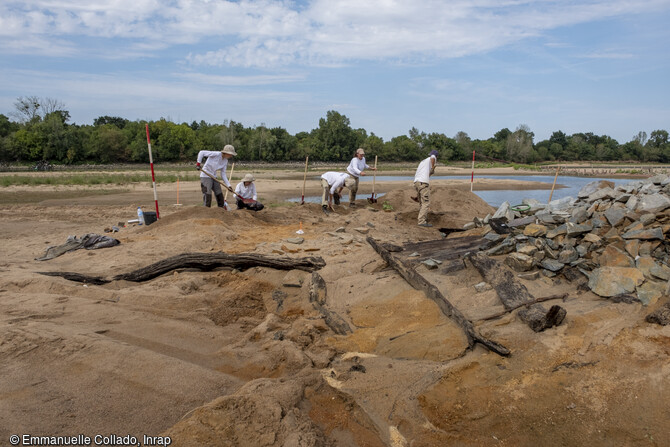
top-left (586, 187), bottom-right (617, 203)
top-left (569, 208), bottom-right (589, 224)
top-left (626, 195), bottom-right (639, 211)
top-left (604, 207), bottom-right (627, 227)
top-left (622, 227), bottom-right (664, 240)
top-left (565, 222), bottom-right (593, 236)
top-left (508, 215), bottom-right (536, 227)
top-left (587, 267), bottom-right (645, 297)
top-left (558, 247), bottom-right (579, 264)
top-left (505, 253), bottom-right (535, 272)
top-left (578, 180), bottom-right (615, 198)
top-left (285, 237), bottom-right (305, 244)
top-left (546, 225), bottom-right (567, 239)
top-left (540, 258), bottom-right (565, 272)
top-left (639, 214), bottom-right (657, 226)
top-left (636, 194), bottom-right (670, 213)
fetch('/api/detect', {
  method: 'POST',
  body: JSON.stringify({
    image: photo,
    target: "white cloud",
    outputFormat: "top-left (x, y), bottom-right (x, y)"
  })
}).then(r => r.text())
top-left (578, 51), bottom-right (634, 59)
top-left (175, 71), bottom-right (306, 86)
top-left (1, 0), bottom-right (669, 67)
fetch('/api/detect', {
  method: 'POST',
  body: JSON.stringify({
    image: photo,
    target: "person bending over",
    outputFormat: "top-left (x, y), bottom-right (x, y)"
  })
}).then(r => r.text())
top-left (413, 150), bottom-right (438, 227)
top-left (320, 171), bottom-right (348, 215)
top-left (196, 145), bottom-right (236, 208)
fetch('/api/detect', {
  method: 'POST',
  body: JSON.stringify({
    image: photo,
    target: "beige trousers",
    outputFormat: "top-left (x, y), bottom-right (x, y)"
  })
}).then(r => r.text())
top-left (414, 182), bottom-right (430, 224)
top-left (346, 175), bottom-right (358, 203)
top-left (321, 178), bottom-right (330, 206)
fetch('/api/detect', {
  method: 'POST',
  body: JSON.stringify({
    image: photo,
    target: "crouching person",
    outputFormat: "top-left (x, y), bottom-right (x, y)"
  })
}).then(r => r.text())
top-left (235, 173), bottom-right (264, 211)
top-left (320, 171), bottom-right (348, 215)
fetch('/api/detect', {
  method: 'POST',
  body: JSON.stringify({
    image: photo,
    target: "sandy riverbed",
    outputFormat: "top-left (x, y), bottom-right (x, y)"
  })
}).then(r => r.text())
top-left (0, 170), bottom-right (668, 446)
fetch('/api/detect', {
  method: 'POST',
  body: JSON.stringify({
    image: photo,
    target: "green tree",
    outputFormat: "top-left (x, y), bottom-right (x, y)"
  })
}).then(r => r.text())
top-left (424, 132), bottom-right (457, 161)
top-left (94, 116), bottom-right (129, 129)
top-left (313, 111), bottom-right (359, 161)
top-left (648, 130), bottom-right (669, 148)
top-left (8, 128), bottom-right (41, 161)
top-left (88, 124), bottom-right (128, 163)
top-left (505, 125), bottom-right (534, 163)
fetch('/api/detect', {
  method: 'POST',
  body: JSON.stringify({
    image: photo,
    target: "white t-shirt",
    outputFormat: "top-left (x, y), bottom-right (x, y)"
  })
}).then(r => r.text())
top-left (197, 150), bottom-right (231, 187)
top-left (321, 172), bottom-right (348, 194)
top-left (347, 157), bottom-right (370, 178)
top-left (234, 182), bottom-right (257, 201)
top-left (414, 155), bottom-right (436, 184)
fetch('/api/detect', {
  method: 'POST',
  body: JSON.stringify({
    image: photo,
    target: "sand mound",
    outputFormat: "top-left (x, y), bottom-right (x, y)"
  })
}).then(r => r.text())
top-left (384, 185), bottom-right (495, 228)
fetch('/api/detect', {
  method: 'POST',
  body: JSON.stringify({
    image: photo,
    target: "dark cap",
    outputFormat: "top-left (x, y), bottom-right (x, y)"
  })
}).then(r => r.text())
top-left (429, 150), bottom-right (438, 158)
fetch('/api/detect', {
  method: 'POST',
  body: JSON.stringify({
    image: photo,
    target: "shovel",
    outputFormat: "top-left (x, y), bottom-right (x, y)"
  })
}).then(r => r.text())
top-left (367, 155), bottom-right (378, 204)
top-left (300, 155), bottom-right (309, 205)
top-left (200, 168), bottom-right (242, 208)
top-left (223, 162), bottom-right (236, 209)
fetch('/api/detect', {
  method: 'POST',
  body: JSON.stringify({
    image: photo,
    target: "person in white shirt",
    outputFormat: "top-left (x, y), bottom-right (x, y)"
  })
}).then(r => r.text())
top-left (234, 173), bottom-right (264, 211)
top-left (345, 148), bottom-right (376, 207)
top-left (320, 171), bottom-right (349, 215)
top-left (196, 145), bottom-right (236, 208)
top-left (413, 150), bottom-right (438, 227)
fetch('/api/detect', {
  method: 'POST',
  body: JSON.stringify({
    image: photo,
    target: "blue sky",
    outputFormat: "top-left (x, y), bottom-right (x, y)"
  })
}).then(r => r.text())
top-left (1, 0), bottom-right (669, 144)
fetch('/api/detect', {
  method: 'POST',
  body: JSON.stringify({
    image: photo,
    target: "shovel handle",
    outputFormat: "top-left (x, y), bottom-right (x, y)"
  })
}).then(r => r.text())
top-left (201, 169), bottom-right (240, 199)
top-left (301, 156), bottom-right (309, 197)
top-left (224, 162), bottom-right (235, 201)
top-left (372, 155), bottom-right (377, 194)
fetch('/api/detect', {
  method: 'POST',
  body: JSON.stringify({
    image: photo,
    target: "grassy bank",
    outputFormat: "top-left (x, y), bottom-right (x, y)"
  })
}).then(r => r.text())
top-left (0, 172), bottom-right (201, 187)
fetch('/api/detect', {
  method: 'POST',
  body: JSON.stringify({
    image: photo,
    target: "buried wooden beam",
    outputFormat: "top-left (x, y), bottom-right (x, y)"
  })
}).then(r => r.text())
top-left (467, 252), bottom-right (567, 332)
top-left (366, 236), bottom-right (510, 357)
top-left (38, 252), bottom-right (326, 284)
top-left (309, 272), bottom-right (353, 335)
top-left (477, 293), bottom-right (569, 322)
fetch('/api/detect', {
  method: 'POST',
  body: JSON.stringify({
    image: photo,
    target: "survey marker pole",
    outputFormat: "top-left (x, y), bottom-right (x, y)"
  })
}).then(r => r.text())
top-left (146, 123), bottom-right (160, 219)
top-left (470, 150), bottom-right (475, 192)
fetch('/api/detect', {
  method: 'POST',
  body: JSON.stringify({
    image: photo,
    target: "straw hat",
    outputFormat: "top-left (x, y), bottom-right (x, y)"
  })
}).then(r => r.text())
top-left (356, 148), bottom-right (365, 155)
top-left (242, 173), bottom-right (255, 182)
top-left (222, 144), bottom-right (237, 156)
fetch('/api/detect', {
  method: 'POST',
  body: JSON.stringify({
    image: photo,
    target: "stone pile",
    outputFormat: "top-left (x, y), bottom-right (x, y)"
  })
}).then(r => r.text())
top-left (466, 175), bottom-right (670, 305)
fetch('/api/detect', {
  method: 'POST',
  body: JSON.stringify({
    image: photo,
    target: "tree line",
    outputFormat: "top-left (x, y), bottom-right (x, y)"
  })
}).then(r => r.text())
top-left (1, 96), bottom-right (668, 165)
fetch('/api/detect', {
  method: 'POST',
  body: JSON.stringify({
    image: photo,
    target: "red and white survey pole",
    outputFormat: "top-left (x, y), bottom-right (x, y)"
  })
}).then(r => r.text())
top-left (145, 123), bottom-right (160, 219)
top-left (470, 150), bottom-right (475, 192)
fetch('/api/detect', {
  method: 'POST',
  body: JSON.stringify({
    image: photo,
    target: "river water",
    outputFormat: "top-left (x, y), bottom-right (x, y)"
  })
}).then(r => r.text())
top-left (290, 175), bottom-right (631, 207)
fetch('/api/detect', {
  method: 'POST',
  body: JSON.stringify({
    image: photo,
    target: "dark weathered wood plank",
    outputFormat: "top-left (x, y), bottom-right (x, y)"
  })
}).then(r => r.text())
top-left (467, 252), bottom-right (566, 332)
top-left (367, 237), bottom-right (510, 357)
top-left (38, 252), bottom-right (326, 284)
top-left (309, 272), bottom-right (353, 335)
top-left (401, 236), bottom-right (489, 262)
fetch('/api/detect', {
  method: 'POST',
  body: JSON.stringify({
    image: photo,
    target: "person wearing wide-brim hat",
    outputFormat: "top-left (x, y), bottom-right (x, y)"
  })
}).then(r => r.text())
top-left (345, 147), bottom-right (376, 207)
top-left (234, 173), bottom-right (264, 211)
top-left (196, 144), bottom-right (237, 208)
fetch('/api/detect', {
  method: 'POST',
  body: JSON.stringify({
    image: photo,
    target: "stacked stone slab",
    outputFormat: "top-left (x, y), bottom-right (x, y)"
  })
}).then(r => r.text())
top-left (467, 175), bottom-right (670, 305)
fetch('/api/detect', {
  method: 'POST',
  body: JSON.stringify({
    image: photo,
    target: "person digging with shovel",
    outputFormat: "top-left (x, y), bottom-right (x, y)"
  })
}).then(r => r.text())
top-left (234, 173), bottom-right (264, 211)
top-left (196, 144), bottom-right (236, 208)
top-left (320, 171), bottom-right (349, 215)
top-left (345, 148), bottom-right (376, 208)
